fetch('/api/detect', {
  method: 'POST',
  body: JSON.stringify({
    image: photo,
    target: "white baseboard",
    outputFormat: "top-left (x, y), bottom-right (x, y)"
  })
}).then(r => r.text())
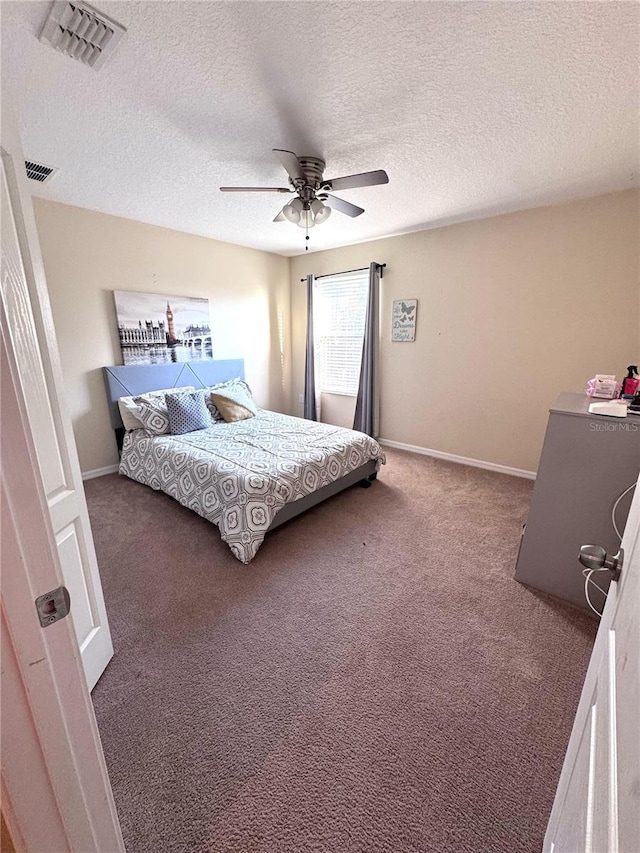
top-left (82, 448), bottom-right (536, 482)
top-left (378, 438), bottom-right (537, 480)
top-left (82, 464), bottom-right (119, 481)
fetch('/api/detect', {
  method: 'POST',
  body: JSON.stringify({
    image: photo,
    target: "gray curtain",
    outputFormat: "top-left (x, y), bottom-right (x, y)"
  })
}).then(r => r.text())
top-left (353, 262), bottom-right (381, 437)
top-left (303, 273), bottom-right (317, 421)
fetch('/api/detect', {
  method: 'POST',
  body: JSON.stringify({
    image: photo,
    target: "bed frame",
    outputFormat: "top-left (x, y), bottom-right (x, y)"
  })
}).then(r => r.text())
top-left (102, 361), bottom-right (377, 535)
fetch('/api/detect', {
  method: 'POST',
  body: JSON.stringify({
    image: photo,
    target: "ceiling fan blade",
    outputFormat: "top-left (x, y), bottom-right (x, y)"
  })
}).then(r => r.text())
top-left (273, 149), bottom-right (304, 182)
top-left (220, 186), bottom-right (291, 193)
top-left (325, 169), bottom-right (389, 191)
top-left (324, 194), bottom-right (364, 218)
top-left (273, 208), bottom-right (287, 222)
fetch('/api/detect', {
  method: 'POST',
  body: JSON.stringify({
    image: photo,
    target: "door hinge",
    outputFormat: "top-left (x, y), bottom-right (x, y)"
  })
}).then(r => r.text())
top-left (35, 586), bottom-right (71, 627)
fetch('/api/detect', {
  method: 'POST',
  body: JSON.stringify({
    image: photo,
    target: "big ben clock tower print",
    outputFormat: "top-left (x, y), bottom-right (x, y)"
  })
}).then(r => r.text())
top-left (113, 290), bottom-right (213, 365)
top-left (166, 302), bottom-right (177, 345)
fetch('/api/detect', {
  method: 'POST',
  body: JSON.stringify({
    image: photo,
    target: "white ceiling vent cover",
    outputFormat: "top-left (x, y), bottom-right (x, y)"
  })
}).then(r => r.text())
top-left (39, 1), bottom-right (126, 71)
top-left (25, 160), bottom-right (59, 185)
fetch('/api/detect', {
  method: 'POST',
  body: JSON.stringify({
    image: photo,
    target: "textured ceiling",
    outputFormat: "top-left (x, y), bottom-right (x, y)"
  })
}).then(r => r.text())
top-left (2, 1), bottom-right (638, 257)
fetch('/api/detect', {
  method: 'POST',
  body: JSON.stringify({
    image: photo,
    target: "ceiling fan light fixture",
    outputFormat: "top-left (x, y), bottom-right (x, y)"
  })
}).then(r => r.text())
top-left (283, 197), bottom-right (303, 224)
top-left (296, 207), bottom-right (315, 229)
top-left (311, 198), bottom-right (332, 224)
top-left (282, 196), bottom-right (332, 229)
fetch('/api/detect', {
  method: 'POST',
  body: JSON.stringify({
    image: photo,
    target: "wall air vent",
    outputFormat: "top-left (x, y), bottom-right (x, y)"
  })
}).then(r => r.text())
top-left (25, 160), bottom-right (59, 185)
top-left (39, 1), bottom-right (126, 71)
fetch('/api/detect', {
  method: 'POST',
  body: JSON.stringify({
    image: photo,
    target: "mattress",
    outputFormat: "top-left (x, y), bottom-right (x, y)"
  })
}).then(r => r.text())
top-left (119, 409), bottom-right (386, 563)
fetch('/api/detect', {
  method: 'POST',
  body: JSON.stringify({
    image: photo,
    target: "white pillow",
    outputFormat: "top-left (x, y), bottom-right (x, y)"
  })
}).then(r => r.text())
top-left (117, 386), bottom-right (196, 431)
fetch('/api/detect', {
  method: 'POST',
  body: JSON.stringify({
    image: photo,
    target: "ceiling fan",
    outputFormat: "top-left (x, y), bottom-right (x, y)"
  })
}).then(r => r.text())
top-left (220, 149), bottom-right (389, 246)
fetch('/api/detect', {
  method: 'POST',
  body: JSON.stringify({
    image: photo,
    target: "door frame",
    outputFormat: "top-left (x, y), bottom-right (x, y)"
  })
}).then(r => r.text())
top-left (1, 106), bottom-right (123, 852)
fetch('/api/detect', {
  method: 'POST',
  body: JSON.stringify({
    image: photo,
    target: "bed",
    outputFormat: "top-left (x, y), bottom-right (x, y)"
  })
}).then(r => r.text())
top-left (103, 361), bottom-right (385, 563)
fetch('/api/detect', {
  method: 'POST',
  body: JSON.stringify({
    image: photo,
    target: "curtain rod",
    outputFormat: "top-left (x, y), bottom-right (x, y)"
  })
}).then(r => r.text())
top-left (300, 263), bottom-right (385, 283)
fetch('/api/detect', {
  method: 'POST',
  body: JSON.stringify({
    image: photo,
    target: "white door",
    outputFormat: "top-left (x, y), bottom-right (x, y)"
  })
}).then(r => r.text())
top-left (1, 117), bottom-right (113, 690)
top-left (544, 474), bottom-right (640, 852)
top-left (1, 310), bottom-right (124, 852)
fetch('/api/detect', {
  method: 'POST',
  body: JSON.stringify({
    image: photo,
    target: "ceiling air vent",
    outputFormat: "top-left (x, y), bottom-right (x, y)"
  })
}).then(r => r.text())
top-left (39, 1), bottom-right (126, 71)
top-left (25, 160), bottom-right (59, 185)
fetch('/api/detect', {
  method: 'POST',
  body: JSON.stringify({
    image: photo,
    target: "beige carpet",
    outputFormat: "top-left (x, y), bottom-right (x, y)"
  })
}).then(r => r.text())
top-left (87, 448), bottom-right (596, 853)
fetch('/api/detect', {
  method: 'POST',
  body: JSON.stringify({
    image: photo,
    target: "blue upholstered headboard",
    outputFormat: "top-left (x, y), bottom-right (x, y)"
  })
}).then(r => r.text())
top-left (103, 360), bottom-right (245, 430)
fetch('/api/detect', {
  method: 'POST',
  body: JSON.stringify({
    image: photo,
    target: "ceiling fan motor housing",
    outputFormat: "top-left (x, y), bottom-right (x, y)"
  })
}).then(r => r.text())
top-left (295, 156), bottom-right (326, 189)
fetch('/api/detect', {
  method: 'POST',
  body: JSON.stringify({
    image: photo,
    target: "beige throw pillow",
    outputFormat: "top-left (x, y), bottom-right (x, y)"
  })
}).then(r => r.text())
top-left (211, 393), bottom-right (255, 423)
top-left (205, 378), bottom-right (254, 422)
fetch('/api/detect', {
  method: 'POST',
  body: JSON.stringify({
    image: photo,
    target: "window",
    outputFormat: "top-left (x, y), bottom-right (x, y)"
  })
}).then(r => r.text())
top-left (314, 269), bottom-right (368, 396)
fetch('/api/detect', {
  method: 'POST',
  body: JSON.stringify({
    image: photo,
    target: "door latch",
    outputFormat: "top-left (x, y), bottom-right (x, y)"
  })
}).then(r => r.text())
top-left (578, 545), bottom-right (624, 582)
top-left (35, 586), bottom-right (71, 627)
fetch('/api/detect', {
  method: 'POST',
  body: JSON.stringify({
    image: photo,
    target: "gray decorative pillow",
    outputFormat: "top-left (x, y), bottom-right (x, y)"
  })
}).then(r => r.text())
top-left (134, 396), bottom-right (171, 435)
top-left (165, 390), bottom-right (210, 435)
top-left (204, 393), bottom-right (222, 422)
top-left (119, 386), bottom-right (196, 431)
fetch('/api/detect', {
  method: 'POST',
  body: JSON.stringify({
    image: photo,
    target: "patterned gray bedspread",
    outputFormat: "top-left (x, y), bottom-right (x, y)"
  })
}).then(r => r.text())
top-left (119, 410), bottom-right (385, 563)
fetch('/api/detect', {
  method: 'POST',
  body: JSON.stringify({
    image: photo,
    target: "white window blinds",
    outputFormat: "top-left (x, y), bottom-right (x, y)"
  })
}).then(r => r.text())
top-left (314, 269), bottom-right (368, 396)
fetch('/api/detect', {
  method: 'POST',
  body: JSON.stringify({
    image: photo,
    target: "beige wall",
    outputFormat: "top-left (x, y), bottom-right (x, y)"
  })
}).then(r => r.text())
top-left (35, 190), bottom-right (639, 477)
top-left (34, 199), bottom-right (291, 474)
top-left (291, 190), bottom-right (640, 473)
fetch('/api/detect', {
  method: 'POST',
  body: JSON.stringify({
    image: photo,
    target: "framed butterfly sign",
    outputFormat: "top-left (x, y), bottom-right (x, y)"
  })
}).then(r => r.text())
top-left (392, 299), bottom-right (418, 341)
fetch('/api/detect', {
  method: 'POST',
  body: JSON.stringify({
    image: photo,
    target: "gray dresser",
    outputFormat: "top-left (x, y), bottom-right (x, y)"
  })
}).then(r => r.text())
top-left (514, 392), bottom-right (639, 611)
